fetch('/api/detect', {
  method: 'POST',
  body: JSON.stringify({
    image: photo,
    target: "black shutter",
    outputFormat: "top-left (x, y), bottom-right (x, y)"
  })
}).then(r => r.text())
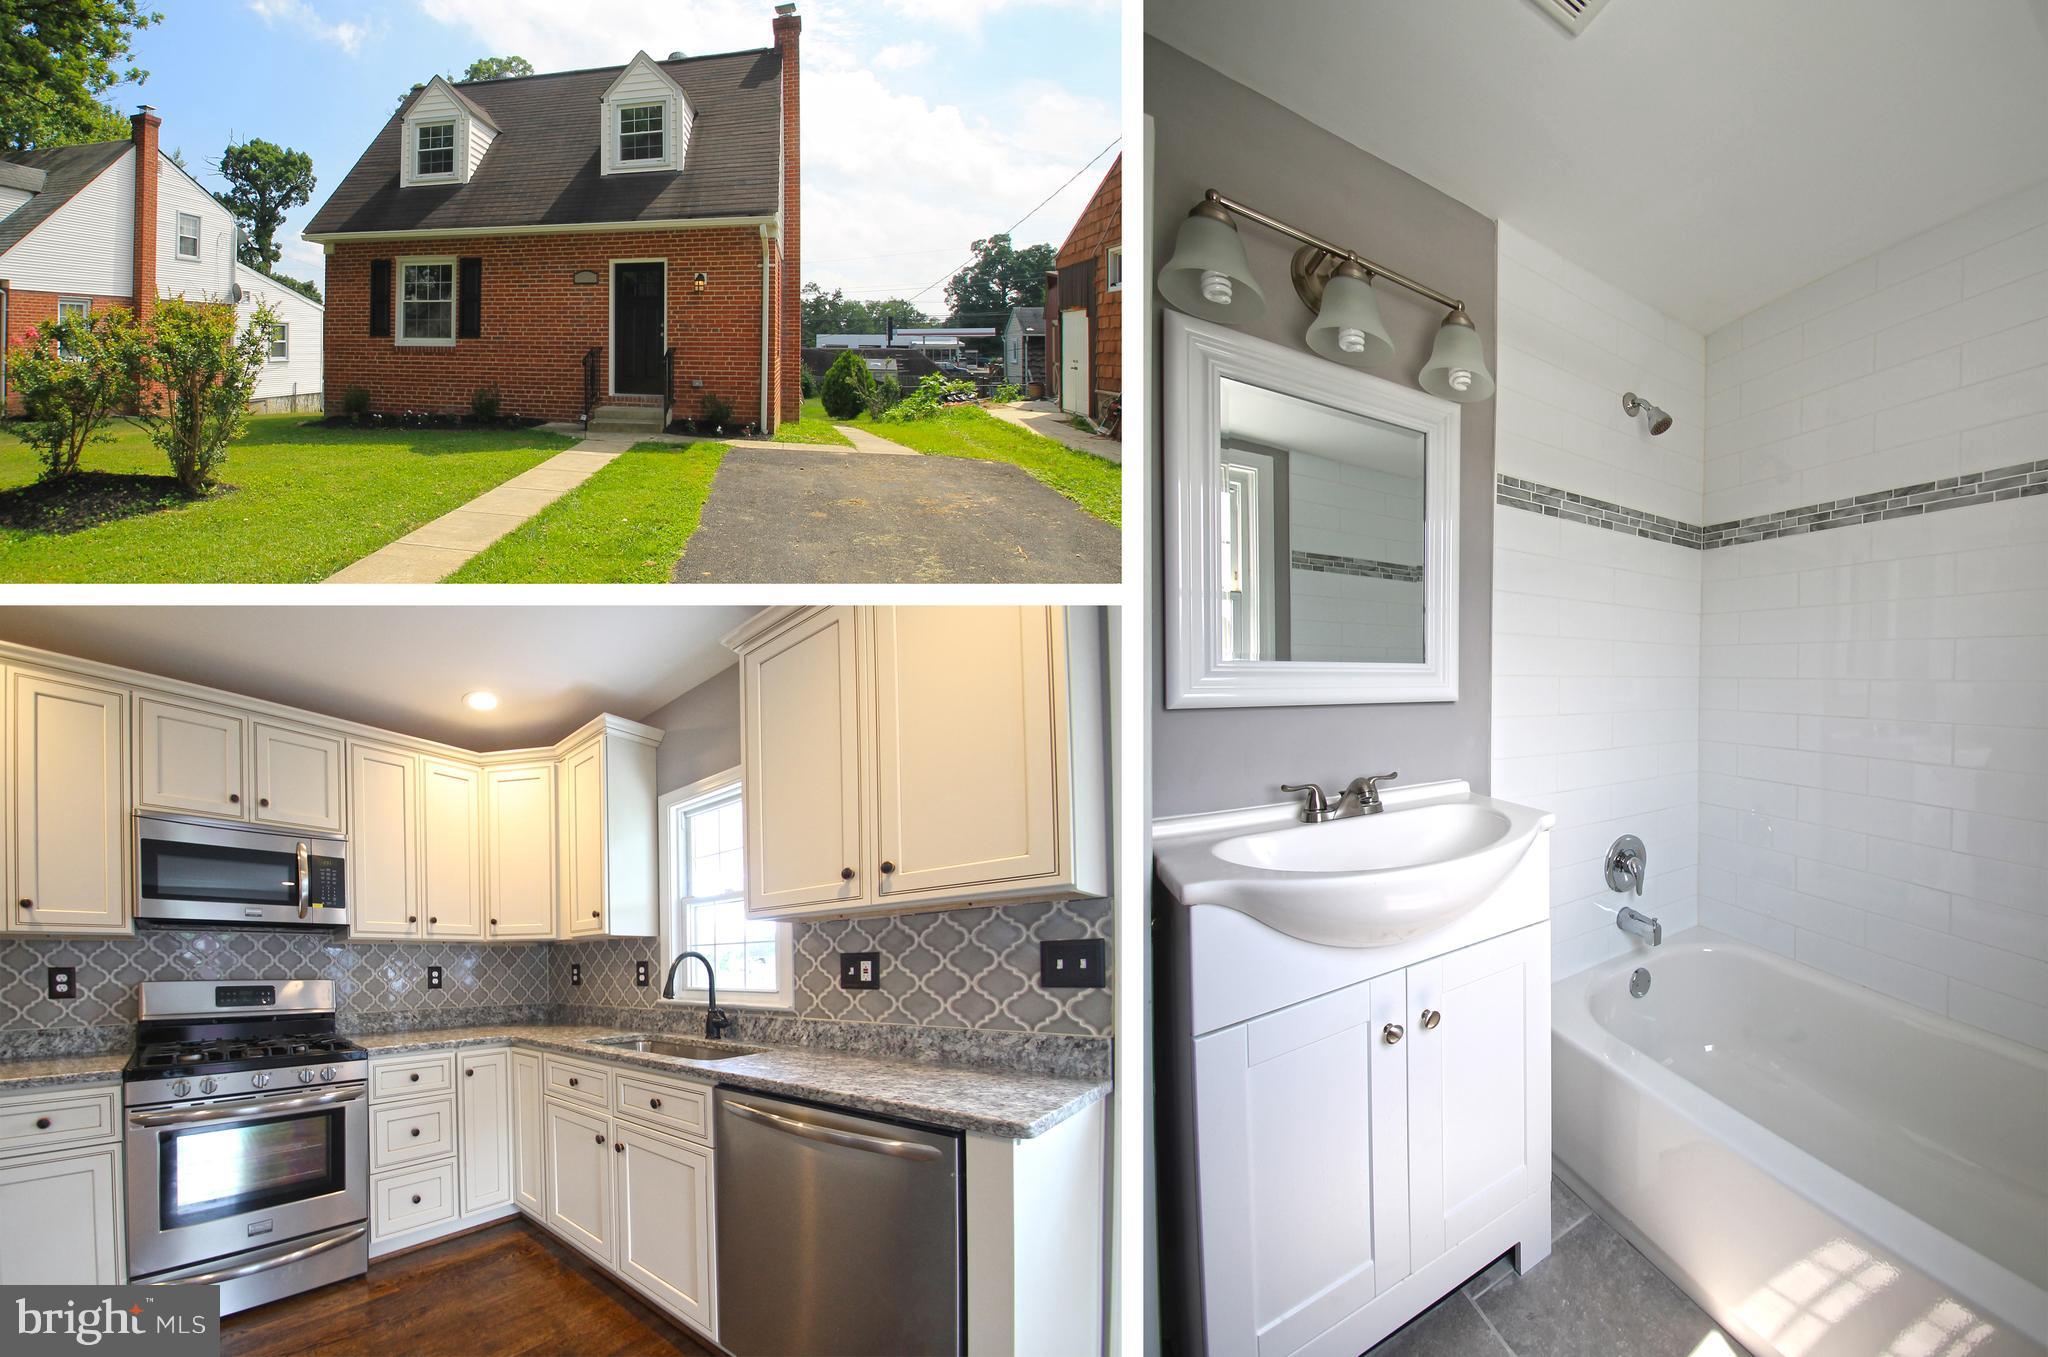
top-left (368, 259), bottom-right (392, 337)
top-left (458, 257), bottom-right (482, 339)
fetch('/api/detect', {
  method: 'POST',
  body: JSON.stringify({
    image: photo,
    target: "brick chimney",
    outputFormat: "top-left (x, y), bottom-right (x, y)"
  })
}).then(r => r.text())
top-left (130, 106), bottom-right (161, 321)
top-left (773, 4), bottom-right (800, 423)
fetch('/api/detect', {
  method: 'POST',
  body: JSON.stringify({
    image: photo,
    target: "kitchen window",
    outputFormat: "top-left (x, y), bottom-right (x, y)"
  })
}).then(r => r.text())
top-left (618, 102), bottom-right (665, 162)
top-left (415, 122), bottom-right (456, 178)
top-left (269, 323), bottom-right (289, 362)
top-left (397, 258), bottom-right (456, 345)
top-left (176, 212), bottom-right (201, 261)
top-left (658, 770), bottom-right (791, 1009)
top-left (56, 297), bottom-right (90, 359)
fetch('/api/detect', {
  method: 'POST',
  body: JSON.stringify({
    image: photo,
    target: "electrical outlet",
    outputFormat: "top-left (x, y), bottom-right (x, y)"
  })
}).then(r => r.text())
top-left (635, 960), bottom-right (650, 987)
top-left (46, 966), bottom-right (75, 1000)
top-left (427, 965), bottom-right (442, 990)
top-left (1040, 938), bottom-right (1107, 989)
top-left (570, 962), bottom-right (582, 986)
top-left (839, 951), bottom-right (881, 990)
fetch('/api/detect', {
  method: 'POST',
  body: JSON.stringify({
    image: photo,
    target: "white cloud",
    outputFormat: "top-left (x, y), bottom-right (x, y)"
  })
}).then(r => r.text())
top-left (246, 0), bottom-right (375, 55)
top-left (414, 0), bottom-right (1120, 309)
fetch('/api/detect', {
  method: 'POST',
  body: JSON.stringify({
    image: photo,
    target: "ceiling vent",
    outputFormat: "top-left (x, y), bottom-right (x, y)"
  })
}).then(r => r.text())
top-left (1530, 0), bottom-right (1614, 35)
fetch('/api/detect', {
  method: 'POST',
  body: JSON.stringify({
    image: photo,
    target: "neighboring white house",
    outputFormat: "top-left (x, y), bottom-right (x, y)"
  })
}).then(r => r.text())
top-left (0, 106), bottom-right (323, 413)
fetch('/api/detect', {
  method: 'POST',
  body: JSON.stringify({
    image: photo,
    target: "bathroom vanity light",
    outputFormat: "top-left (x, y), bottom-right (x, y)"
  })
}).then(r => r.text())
top-left (1160, 188), bottom-right (1495, 402)
top-left (462, 690), bottom-right (500, 711)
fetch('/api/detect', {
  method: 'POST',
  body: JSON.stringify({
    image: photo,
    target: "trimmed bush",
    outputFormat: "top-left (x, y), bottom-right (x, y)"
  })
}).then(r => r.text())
top-left (701, 391), bottom-right (735, 431)
top-left (818, 350), bottom-right (874, 419)
top-left (341, 385), bottom-right (372, 418)
top-left (133, 297), bottom-right (276, 494)
top-left (8, 306), bottom-right (143, 480)
top-left (470, 385), bottom-right (502, 423)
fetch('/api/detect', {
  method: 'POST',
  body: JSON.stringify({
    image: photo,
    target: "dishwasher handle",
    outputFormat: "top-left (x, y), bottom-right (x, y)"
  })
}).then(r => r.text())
top-left (724, 1098), bottom-right (943, 1162)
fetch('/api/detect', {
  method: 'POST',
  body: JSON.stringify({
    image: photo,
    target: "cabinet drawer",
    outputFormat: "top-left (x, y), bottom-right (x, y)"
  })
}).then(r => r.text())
top-left (371, 1094), bottom-right (457, 1169)
top-left (371, 1053), bottom-right (456, 1101)
top-left (371, 1160), bottom-right (459, 1243)
top-left (0, 1087), bottom-right (118, 1159)
top-left (543, 1055), bottom-right (610, 1108)
top-left (612, 1072), bottom-right (713, 1146)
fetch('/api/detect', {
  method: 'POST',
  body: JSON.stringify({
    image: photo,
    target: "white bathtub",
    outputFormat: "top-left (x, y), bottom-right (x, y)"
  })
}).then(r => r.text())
top-left (1554, 929), bottom-right (2048, 1357)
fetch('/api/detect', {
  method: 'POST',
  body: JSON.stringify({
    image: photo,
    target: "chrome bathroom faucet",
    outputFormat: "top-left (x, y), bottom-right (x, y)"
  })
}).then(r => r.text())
top-left (1617, 906), bottom-right (1662, 946)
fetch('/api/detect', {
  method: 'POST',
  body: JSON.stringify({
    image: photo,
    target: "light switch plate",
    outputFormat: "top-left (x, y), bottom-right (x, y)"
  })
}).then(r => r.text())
top-left (839, 952), bottom-right (881, 990)
top-left (1040, 939), bottom-right (1107, 989)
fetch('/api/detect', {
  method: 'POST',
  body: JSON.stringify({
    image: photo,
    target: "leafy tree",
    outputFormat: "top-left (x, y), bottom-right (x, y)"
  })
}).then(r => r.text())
top-left (943, 233), bottom-right (1054, 328)
top-left (262, 272), bottom-right (322, 304)
top-left (131, 297), bottom-right (276, 494)
top-left (166, 145), bottom-right (185, 169)
top-left (463, 56), bottom-right (534, 82)
top-left (0, 0), bottom-right (160, 155)
top-left (8, 306), bottom-right (144, 480)
top-left (213, 139), bottom-right (316, 271)
top-left (817, 350), bottom-right (875, 420)
top-left (799, 283), bottom-right (934, 346)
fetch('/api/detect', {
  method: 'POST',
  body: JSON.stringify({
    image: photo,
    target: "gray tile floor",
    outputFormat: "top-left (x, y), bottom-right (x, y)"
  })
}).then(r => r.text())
top-left (1367, 1177), bottom-right (1745, 1357)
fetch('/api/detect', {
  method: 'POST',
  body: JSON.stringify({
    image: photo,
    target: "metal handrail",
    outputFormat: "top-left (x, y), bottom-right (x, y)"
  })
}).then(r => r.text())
top-left (581, 346), bottom-right (600, 428)
top-left (662, 346), bottom-right (676, 431)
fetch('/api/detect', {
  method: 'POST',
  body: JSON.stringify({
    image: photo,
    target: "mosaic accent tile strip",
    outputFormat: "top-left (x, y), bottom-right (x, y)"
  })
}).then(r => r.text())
top-left (1290, 549), bottom-right (1425, 582)
top-left (1498, 458), bottom-right (2048, 551)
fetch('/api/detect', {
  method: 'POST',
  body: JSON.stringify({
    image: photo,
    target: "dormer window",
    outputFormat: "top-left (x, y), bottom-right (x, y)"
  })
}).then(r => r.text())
top-left (618, 103), bottom-right (665, 162)
top-left (416, 122), bottom-right (456, 178)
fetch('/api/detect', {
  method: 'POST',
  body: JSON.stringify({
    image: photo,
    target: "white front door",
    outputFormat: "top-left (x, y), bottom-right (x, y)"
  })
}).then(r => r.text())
top-left (1060, 309), bottom-right (1089, 416)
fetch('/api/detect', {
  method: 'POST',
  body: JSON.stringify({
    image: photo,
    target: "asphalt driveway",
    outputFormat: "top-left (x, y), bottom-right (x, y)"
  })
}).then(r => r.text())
top-left (672, 445), bottom-right (1120, 583)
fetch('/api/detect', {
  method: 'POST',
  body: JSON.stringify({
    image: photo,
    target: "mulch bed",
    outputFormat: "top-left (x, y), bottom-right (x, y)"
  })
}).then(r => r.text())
top-left (312, 414), bottom-right (548, 431)
top-left (0, 471), bottom-right (223, 534)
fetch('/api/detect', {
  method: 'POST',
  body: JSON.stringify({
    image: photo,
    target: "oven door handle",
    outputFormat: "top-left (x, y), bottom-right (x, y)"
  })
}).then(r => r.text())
top-left (140, 1221), bottom-right (367, 1288)
top-left (127, 1085), bottom-right (364, 1127)
top-left (297, 841), bottom-right (310, 920)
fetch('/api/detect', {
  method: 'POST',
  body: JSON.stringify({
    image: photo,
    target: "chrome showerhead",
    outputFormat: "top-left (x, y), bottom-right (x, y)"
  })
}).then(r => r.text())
top-left (1622, 392), bottom-right (1672, 436)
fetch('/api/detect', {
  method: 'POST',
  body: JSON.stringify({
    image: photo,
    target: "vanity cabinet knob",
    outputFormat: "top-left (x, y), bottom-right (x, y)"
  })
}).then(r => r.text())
top-left (1421, 1009), bottom-right (1441, 1030)
top-left (879, 861), bottom-right (896, 875)
top-left (1382, 1023), bottom-right (1405, 1045)
top-left (411, 1194), bottom-right (421, 1205)
top-left (649, 1098), bottom-right (661, 1109)
top-left (34, 1117), bottom-right (51, 1130)
top-left (840, 867), bottom-right (855, 881)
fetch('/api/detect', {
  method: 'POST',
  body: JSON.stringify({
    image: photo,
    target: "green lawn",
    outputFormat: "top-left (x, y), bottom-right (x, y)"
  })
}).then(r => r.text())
top-left (853, 405), bottom-right (1121, 526)
top-left (447, 440), bottom-right (725, 583)
top-left (0, 415), bottom-right (570, 582)
top-left (769, 397), bottom-right (854, 446)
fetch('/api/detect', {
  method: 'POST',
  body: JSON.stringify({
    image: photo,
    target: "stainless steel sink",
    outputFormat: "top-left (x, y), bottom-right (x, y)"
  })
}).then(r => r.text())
top-left (587, 1035), bottom-right (763, 1062)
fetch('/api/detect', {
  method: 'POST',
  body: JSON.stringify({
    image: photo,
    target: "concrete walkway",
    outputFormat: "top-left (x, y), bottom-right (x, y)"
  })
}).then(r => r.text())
top-left (324, 436), bottom-right (631, 583)
top-left (985, 400), bottom-right (1122, 464)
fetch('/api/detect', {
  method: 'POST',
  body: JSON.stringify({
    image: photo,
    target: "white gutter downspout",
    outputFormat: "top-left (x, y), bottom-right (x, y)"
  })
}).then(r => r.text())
top-left (758, 224), bottom-right (773, 434)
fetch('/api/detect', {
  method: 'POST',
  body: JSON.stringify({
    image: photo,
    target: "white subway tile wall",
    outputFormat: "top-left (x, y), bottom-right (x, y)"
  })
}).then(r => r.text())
top-left (1493, 224), bottom-right (1707, 979)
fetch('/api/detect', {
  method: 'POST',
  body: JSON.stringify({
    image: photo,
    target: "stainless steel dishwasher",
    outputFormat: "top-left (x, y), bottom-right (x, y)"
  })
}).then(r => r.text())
top-left (715, 1088), bottom-right (963, 1357)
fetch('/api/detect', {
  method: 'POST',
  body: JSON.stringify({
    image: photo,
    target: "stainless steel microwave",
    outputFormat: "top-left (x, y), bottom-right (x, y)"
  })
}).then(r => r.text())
top-left (135, 813), bottom-right (348, 929)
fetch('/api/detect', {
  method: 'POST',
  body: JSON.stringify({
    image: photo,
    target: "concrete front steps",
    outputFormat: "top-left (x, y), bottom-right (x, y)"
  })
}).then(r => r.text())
top-left (586, 402), bottom-right (666, 435)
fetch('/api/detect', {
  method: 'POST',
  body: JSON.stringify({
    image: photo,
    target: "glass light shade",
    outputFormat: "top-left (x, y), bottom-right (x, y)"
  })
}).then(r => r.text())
top-left (1158, 208), bottom-right (1266, 323)
top-left (1418, 311), bottom-right (1494, 402)
top-left (1305, 266), bottom-right (1394, 367)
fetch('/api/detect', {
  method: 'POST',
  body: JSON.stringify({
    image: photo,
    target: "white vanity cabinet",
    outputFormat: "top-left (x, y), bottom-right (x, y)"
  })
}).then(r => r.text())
top-left (8, 667), bottom-right (131, 935)
top-left (0, 1084), bottom-right (123, 1284)
top-left (727, 605), bottom-right (1108, 923)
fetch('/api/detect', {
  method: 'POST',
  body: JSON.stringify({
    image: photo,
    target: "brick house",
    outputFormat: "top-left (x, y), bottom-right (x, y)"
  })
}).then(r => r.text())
top-left (303, 6), bottom-right (802, 434)
top-left (0, 109), bottom-right (325, 413)
top-left (1046, 154), bottom-right (1120, 430)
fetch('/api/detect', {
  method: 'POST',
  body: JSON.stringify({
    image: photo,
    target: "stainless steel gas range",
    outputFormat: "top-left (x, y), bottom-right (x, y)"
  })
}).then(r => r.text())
top-left (122, 980), bottom-right (369, 1315)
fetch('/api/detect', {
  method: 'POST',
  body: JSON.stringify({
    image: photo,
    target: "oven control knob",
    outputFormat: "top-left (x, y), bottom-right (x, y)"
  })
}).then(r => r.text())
top-left (251, 1072), bottom-right (270, 1089)
top-left (320, 1067), bottom-right (336, 1083)
top-left (298, 1069), bottom-right (315, 1085)
top-left (199, 1078), bottom-right (218, 1095)
top-left (171, 1080), bottom-right (190, 1098)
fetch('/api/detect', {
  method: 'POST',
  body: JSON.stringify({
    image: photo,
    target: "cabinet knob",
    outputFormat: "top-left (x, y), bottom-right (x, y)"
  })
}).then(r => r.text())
top-left (489, 918), bottom-right (498, 927)
top-left (34, 1117), bottom-right (51, 1130)
top-left (407, 915), bottom-right (418, 924)
top-left (409, 1073), bottom-right (420, 1083)
top-left (840, 867), bottom-right (854, 881)
top-left (17, 899), bottom-right (29, 909)
top-left (1421, 1009), bottom-right (1442, 1030)
top-left (649, 1098), bottom-right (661, 1109)
top-left (465, 1068), bottom-right (474, 1078)
top-left (591, 910), bottom-right (600, 919)
top-left (260, 798), bottom-right (270, 807)
top-left (567, 1077), bottom-right (578, 1087)
top-left (613, 1141), bottom-right (624, 1154)
top-left (879, 861), bottom-right (896, 875)
top-left (429, 916), bottom-right (437, 925)
top-left (595, 1134), bottom-right (605, 1145)
top-left (410, 1127), bottom-right (421, 1137)
top-left (411, 1194), bottom-right (422, 1205)
top-left (1382, 1023), bottom-right (1405, 1045)
top-left (229, 793), bottom-right (240, 804)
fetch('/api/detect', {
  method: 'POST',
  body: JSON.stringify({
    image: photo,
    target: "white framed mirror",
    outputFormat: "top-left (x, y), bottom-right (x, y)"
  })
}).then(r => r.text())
top-left (1163, 310), bottom-right (1460, 708)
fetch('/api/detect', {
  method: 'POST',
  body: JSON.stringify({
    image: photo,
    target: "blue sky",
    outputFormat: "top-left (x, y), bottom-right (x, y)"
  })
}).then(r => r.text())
top-left (121, 0), bottom-right (1120, 307)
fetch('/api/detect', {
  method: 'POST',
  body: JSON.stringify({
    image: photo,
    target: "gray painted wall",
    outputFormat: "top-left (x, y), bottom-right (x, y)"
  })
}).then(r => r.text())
top-left (643, 661), bottom-right (741, 793)
top-left (1147, 37), bottom-right (1498, 818)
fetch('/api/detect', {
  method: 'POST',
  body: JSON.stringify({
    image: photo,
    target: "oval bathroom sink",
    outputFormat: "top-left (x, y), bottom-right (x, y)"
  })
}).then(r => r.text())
top-left (1152, 781), bottom-right (1554, 948)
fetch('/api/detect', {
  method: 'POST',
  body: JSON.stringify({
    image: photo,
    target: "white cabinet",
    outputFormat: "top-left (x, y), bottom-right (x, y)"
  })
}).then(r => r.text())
top-left (0, 1145), bottom-right (123, 1284)
top-left (251, 722), bottom-right (345, 832)
top-left (558, 725), bottom-right (657, 938)
top-left (544, 1098), bottom-right (615, 1263)
top-left (135, 694), bottom-right (244, 818)
top-left (510, 1049), bottom-right (545, 1215)
top-left (727, 605), bottom-right (1107, 923)
top-left (420, 757), bottom-right (484, 939)
top-left (349, 743), bottom-right (420, 939)
top-left (460, 1049), bottom-right (513, 1216)
top-left (1191, 924), bottom-right (1548, 1357)
top-left (8, 668), bottom-right (130, 934)
top-left (486, 763), bottom-right (556, 938)
top-left (614, 1122), bottom-right (717, 1337)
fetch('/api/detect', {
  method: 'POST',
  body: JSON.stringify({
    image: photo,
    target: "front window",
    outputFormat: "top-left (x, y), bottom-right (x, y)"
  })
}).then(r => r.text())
top-left (269, 323), bottom-right (289, 362)
top-left (56, 298), bottom-right (90, 360)
top-left (659, 771), bottom-right (791, 1009)
top-left (1106, 244), bottom-right (1123, 291)
top-left (618, 103), bottom-right (665, 162)
top-left (176, 212), bottom-right (200, 260)
top-left (398, 260), bottom-right (455, 344)
top-left (415, 122), bottom-right (455, 177)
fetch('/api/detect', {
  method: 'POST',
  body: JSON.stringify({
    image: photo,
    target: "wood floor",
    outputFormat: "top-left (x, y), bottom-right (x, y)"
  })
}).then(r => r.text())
top-left (220, 1219), bottom-right (717, 1357)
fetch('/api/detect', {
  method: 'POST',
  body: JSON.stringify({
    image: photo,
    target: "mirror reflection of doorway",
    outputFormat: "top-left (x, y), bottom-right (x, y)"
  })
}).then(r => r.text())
top-left (1219, 447), bottom-right (1288, 661)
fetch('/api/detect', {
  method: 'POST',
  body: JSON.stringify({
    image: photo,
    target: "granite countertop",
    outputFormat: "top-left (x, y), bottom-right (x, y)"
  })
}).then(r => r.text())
top-left (355, 1024), bottom-right (1108, 1140)
top-left (0, 1051), bottom-right (128, 1092)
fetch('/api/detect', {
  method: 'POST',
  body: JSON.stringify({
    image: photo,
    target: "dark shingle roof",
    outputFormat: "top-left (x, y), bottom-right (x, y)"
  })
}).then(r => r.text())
top-left (304, 50), bottom-right (783, 238)
top-left (0, 141), bottom-right (130, 259)
top-left (1009, 306), bottom-right (1044, 336)
top-left (0, 160), bottom-right (49, 194)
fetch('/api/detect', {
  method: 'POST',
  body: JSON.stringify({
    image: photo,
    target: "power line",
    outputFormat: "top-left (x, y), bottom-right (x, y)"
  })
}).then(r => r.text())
top-left (905, 136), bottom-right (1121, 305)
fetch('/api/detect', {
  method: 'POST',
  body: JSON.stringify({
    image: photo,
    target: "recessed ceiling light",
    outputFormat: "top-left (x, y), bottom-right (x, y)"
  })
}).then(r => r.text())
top-left (463, 691), bottom-right (499, 712)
